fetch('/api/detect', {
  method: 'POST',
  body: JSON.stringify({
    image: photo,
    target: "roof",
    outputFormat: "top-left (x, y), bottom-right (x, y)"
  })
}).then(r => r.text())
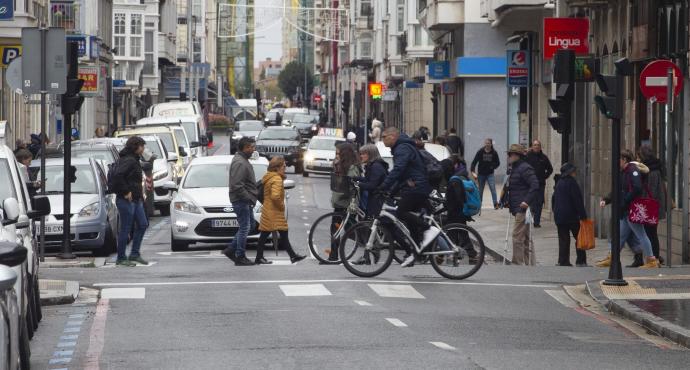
top-left (264, 126), bottom-right (297, 131)
top-left (115, 126), bottom-right (175, 136)
top-left (32, 157), bottom-right (92, 167)
top-left (190, 154), bottom-right (268, 166)
top-left (136, 116), bottom-right (199, 125)
top-left (150, 101), bottom-right (200, 116)
top-left (311, 135), bottom-right (345, 142)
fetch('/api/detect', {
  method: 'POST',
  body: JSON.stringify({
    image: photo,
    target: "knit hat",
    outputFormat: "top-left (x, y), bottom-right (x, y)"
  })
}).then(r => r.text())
top-left (507, 144), bottom-right (526, 156)
top-left (560, 162), bottom-right (576, 176)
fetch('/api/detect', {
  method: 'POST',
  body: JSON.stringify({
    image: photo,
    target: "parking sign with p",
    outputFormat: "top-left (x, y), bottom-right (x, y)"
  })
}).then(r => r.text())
top-left (0, 45), bottom-right (21, 67)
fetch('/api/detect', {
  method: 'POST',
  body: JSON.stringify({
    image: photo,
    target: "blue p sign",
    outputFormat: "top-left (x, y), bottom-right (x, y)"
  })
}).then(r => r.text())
top-left (1, 46), bottom-right (21, 67)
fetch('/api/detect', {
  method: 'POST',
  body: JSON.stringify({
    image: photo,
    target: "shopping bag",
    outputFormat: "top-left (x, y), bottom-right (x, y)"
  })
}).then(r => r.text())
top-left (576, 219), bottom-right (595, 250)
top-left (524, 208), bottom-right (534, 225)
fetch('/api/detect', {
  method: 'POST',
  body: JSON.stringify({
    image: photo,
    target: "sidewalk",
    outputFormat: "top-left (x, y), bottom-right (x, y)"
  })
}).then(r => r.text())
top-left (39, 279), bottom-right (79, 305)
top-left (586, 275), bottom-right (690, 348)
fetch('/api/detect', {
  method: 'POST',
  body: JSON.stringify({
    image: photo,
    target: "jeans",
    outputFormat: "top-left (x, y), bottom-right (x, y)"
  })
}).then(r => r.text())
top-left (556, 222), bottom-right (587, 265)
top-left (116, 198), bottom-right (148, 260)
top-left (619, 217), bottom-right (654, 258)
top-left (533, 186), bottom-right (545, 225)
top-left (477, 174), bottom-right (498, 205)
top-left (397, 195), bottom-right (430, 253)
top-left (229, 200), bottom-right (253, 257)
top-left (644, 224), bottom-right (660, 259)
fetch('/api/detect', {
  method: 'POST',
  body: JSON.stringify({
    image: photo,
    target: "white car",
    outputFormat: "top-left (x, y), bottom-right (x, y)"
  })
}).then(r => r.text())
top-left (136, 115), bottom-right (208, 158)
top-left (140, 136), bottom-right (176, 215)
top-left (303, 135), bottom-right (346, 177)
top-left (167, 154), bottom-right (295, 251)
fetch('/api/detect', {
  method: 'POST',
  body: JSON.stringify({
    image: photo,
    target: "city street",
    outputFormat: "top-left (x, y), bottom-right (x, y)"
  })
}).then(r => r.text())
top-left (30, 134), bottom-right (689, 370)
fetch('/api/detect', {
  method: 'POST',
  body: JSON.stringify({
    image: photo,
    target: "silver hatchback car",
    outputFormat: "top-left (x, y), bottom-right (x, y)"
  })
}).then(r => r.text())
top-left (31, 158), bottom-right (119, 256)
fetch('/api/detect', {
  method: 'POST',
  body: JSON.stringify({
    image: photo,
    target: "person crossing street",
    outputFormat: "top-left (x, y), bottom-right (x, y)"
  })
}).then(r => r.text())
top-left (525, 140), bottom-right (553, 228)
top-left (505, 144), bottom-right (539, 265)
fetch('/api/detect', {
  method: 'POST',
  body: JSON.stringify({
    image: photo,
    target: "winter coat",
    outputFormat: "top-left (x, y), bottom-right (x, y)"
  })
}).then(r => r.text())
top-left (356, 159), bottom-right (389, 216)
top-left (604, 162), bottom-right (643, 216)
top-left (642, 157), bottom-right (666, 219)
top-left (525, 151), bottom-right (553, 187)
top-left (381, 136), bottom-right (431, 195)
top-left (331, 164), bottom-right (361, 209)
top-left (552, 175), bottom-right (587, 224)
top-left (259, 171), bottom-right (288, 231)
top-left (229, 151), bottom-right (258, 205)
top-left (446, 134), bottom-right (463, 155)
top-left (506, 159), bottom-right (540, 215)
top-left (113, 148), bottom-right (144, 201)
top-left (445, 171), bottom-right (469, 223)
top-left (470, 148), bottom-right (500, 176)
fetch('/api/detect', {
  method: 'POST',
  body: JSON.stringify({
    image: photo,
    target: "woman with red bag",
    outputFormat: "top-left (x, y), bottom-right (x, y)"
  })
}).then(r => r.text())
top-left (596, 150), bottom-right (659, 269)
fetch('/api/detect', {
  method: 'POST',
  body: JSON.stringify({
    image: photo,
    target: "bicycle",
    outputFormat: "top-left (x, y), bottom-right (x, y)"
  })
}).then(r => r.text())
top-left (338, 193), bottom-right (486, 280)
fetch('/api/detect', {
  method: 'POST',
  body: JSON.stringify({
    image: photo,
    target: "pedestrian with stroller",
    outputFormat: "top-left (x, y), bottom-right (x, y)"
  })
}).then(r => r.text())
top-left (525, 140), bottom-right (553, 228)
top-left (254, 157), bottom-right (307, 265)
top-left (470, 138), bottom-right (501, 209)
top-left (505, 144), bottom-right (539, 265)
top-left (552, 163), bottom-right (588, 267)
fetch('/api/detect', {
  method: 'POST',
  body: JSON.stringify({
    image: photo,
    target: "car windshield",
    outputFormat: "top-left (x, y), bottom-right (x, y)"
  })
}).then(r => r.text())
top-left (0, 159), bottom-right (17, 206)
top-left (283, 112), bottom-right (298, 121)
top-left (292, 114), bottom-right (315, 124)
top-left (144, 140), bottom-right (164, 158)
top-left (174, 129), bottom-right (189, 148)
top-left (258, 129), bottom-right (299, 141)
top-left (237, 121), bottom-right (264, 132)
top-left (41, 164), bottom-right (97, 194)
top-left (181, 122), bottom-right (198, 142)
top-left (309, 138), bottom-right (340, 150)
top-left (266, 111), bottom-right (277, 120)
top-left (72, 149), bottom-right (115, 164)
top-left (183, 163), bottom-right (267, 188)
top-left (121, 132), bottom-right (175, 154)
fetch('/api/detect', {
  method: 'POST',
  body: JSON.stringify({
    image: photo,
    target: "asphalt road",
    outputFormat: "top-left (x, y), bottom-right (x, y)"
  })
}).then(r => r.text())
top-left (31, 134), bottom-right (689, 370)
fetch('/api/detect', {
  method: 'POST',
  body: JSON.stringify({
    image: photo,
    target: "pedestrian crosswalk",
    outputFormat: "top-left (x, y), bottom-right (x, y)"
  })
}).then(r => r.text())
top-left (278, 283), bottom-right (426, 299)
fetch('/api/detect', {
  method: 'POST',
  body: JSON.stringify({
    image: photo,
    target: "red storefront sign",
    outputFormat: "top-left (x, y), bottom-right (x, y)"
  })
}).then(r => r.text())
top-left (543, 18), bottom-right (590, 60)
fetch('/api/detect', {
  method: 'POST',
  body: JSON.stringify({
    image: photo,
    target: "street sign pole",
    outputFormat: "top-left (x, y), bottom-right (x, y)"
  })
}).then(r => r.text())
top-left (364, 81), bottom-right (369, 146)
top-left (666, 68), bottom-right (674, 267)
top-left (39, 27), bottom-right (47, 262)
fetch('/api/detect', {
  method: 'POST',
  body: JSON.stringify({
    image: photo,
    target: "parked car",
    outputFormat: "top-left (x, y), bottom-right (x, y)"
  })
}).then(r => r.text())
top-left (114, 125), bottom-right (188, 180)
top-left (291, 113), bottom-right (319, 141)
top-left (140, 136), bottom-right (176, 216)
top-left (63, 140), bottom-right (120, 166)
top-left (136, 115), bottom-right (208, 157)
top-left (281, 107), bottom-right (309, 126)
top-left (0, 242), bottom-right (28, 370)
top-left (31, 158), bottom-right (118, 257)
top-left (302, 135), bottom-right (345, 177)
top-left (264, 108), bottom-right (285, 126)
top-left (167, 154), bottom-right (295, 251)
top-left (255, 126), bottom-right (304, 173)
top-left (230, 120), bottom-right (264, 154)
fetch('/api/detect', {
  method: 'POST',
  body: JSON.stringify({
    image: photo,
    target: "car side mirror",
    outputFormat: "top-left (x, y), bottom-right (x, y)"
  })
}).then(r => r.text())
top-left (179, 146), bottom-right (188, 157)
top-left (168, 152), bottom-right (178, 162)
top-left (283, 179), bottom-right (296, 190)
top-left (28, 196), bottom-right (51, 219)
top-left (15, 215), bottom-right (30, 230)
top-left (1, 198), bottom-right (20, 226)
top-left (190, 141), bottom-right (201, 148)
top-left (162, 181), bottom-right (178, 191)
top-left (0, 241), bottom-right (27, 267)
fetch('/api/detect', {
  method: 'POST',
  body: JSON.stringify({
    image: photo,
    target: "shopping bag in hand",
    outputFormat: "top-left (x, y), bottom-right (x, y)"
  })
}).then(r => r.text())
top-left (576, 219), bottom-right (595, 250)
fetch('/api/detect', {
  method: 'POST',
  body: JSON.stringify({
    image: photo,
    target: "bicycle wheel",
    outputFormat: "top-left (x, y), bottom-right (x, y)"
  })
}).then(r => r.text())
top-left (308, 211), bottom-right (346, 264)
top-left (339, 221), bottom-right (394, 278)
top-left (429, 223), bottom-right (486, 280)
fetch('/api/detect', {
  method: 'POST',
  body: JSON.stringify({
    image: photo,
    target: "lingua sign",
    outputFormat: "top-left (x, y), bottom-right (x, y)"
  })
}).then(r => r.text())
top-left (543, 18), bottom-right (589, 60)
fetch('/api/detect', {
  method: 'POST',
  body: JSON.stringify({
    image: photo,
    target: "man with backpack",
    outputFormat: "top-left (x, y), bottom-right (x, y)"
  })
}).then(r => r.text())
top-left (413, 131), bottom-right (444, 190)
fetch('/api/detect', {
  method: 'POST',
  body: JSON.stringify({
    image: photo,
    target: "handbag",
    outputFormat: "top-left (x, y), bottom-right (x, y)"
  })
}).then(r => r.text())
top-left (628, 181), bottom-right (660, 226)
top-left (577, 219), bottom-right (595, 250)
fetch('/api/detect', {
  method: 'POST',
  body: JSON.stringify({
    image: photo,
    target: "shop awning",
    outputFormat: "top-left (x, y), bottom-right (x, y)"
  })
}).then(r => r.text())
top-left (456, 57), bottom-right (506, 78)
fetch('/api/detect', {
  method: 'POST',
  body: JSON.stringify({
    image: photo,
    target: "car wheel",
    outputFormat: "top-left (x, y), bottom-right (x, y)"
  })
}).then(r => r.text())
top-left (171, 234), bottom-right (189, 252)
top-left (33, 277), bottom-right (42, 323)
top-left (302, 171), bottom-right (309, 177)
top-left (159, 206), bottom-right (171, 217)
top-left (95, 227), bottom-right (117, 257)
top-left (25, 286), bottom-right (36, 337)
top-left (19, 316), bottom-right (30, 370)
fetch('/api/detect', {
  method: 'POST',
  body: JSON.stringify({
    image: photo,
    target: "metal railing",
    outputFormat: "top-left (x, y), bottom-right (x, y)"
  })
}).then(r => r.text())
top-left (50, 1), bottom-right (80, 32)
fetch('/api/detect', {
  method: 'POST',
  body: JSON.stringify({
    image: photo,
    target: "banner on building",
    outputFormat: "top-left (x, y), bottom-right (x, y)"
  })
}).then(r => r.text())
top-left (382, 90), bottom-right (398, 101)
top-left (0, 0), bottom-right (13, 21)
top-left (543, 18), bottom-right (590, 60)
top-left (506, 50), bottom-right (530, 87)
top-left (78, 66), bottom-right (100, 96)
top-left (427, 61), bottom-right (450, 83)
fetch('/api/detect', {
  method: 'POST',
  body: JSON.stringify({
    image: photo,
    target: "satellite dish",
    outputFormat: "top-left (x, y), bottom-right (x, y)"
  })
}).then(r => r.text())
top-left (6, 57), bottom-right (23, 94)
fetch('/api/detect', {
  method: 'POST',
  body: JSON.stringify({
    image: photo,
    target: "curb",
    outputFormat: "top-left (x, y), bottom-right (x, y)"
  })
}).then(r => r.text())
top-left (41, 258), bottom-right (96, 268)
top-left (585, 280), bottom-right (690, 349)
top-left (39, 280), bottom-right (80, 306)
top-left (484, 244), bottom-right (511, 265)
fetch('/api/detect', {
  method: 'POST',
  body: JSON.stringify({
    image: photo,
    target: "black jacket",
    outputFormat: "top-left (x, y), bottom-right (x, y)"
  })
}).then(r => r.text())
top-left (506, 159), bottom-right (539, 215)
top-left (446, 134), bottom-right (463, 155)
top-left (604, 163), bottom-right (643, 216)
top-left (525, 151), bottom-right (553, 187)
top-left (356, 159), bottom-right (389, 216)
top-left (552, 175), bottom-right (587, 224)
top-left (470, 148), bottom-right (500, 176)
top-left (381, 135), bottom-right (431, 195)
top-left (113, 148), bottom-right (144, 201)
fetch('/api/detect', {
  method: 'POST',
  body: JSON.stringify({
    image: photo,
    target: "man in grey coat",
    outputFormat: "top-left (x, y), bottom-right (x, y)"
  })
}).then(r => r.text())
top-left (505, 144), bottom-right (540, 265)
top-left (223, 137), bottom-right (258, 266)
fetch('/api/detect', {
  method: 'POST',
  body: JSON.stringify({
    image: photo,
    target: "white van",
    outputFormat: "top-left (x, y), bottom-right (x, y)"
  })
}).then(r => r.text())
top-left (136, 116), bottom-right (206, 158)
top-left (148, 101), bottom-right (209, 155)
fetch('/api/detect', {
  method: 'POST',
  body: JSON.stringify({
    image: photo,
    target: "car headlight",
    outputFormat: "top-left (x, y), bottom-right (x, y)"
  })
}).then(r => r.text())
top-left (78, 202), bottom-right (100, 218)
top-left (174, 200), bottom-right (201, 214)
top-left (304, 153), bottom-right (314, 162)
top-left (232, 133), bottom-right (243, 140)
top-left (311, 124), bottom-right (318, 131)
top-left (153, 169), bottom-right (169, 181)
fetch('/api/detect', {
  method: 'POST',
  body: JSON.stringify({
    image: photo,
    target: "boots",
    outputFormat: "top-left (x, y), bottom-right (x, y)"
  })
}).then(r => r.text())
top-left (595, 254), bottom-right (611, 268)
top-left (626, 253), bottom-right (643, 268)
top-left (640, 257), bottom-right (660, 269)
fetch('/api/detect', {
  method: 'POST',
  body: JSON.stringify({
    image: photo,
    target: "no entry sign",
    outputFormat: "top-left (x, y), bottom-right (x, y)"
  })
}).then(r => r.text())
top-left (639, 60), bottom-right (683, 103)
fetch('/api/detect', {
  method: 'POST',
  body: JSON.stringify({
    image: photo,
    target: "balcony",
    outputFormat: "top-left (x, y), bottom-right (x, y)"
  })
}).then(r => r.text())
top-left (158, 33), bottom-right (177, 65)
top-left (480, 0), bottom-right (550, 21)
top-left (418, 0), bottom-right (464, 31)
top-left (50, 1), bottom-right (81, 34)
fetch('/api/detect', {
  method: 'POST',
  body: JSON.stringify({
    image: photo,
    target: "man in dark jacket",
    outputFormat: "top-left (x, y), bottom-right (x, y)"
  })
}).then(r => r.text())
top-left (446, 128), bottom-right (463, 156)
top-left (380, 127), bottom-right (437, 267)
top-left (552, 163), bottom-right (588, 266)
top-left (223, 137), bottom-right (259, 266)
top-left (505, 144), bottom-right (539, 265)
top-left (470, 138), bottom-right (501, 209)
top-left (112, 136), bottom-right (149, 266)
top-left (525, 140), bottom-right (553, 227)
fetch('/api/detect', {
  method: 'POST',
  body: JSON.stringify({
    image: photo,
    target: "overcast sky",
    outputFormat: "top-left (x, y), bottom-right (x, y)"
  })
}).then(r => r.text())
top-left (254, 0), bottom-right (284, 67)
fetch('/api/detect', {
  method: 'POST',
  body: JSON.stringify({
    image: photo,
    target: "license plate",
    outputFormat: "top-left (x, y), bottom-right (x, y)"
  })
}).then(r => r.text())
top-left (45, 225), bottom-right (63, 234)
top-left (211, 219), bottom-right (238, 228)
top-left (316, 161), bottom-right (330, 167)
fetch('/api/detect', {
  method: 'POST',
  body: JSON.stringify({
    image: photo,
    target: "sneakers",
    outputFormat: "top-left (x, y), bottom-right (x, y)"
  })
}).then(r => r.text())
top-left (595, 254), bottom-right (611, 268)
top-left (116, 259), bottom-right (136, 267)
top-left (401, 254), bottom-right (415, 268)
top-left (235, 256), bottom-right (255, 266)
top-left (222, 248), bottom-right (236, 262)
top-left (640, 257), bottom-right (660, 269)
top-left (421, 226), bottom-right (441, 248)
top-left (129, 256), bottom-right (149, 265)
top-left (626, 253), bottom-right (643, 268)
top-left (290, 255), bottom-right (307, 264)
top-left (254, 257), bottom-right (273, 265)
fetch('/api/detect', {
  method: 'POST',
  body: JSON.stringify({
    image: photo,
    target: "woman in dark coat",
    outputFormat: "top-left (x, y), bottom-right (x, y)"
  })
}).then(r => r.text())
top-left (552, 163), bottom-right (588, 266)
top-left (355, 144), bottom-right (388, 217)
top-left (638, 145), bottom-right (665, 262)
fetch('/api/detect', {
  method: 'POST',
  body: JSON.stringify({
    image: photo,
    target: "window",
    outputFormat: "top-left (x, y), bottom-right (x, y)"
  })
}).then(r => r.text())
top-left (397, 0), bottom-right (405, 33)
top-left (130, 37), bottom-right (141, 57)
top-left (360, 40), bottom-right (372, 58)
top-left (414, 24), bottom-right (422, 46)
top-left (114, 13), bottom-right (126, 35)
top-left (126, 63), bottom-right (138, 81)
top-left (193, 37), bottom-right (201, 63)
top-left (144, 30), bottom-right (155, 74)
top-left (131, 14), bottom-right (142, 35)
top-left (360, 0), bottom-right (372, 16)
top-left (114, 36), bottom-right (125, 56)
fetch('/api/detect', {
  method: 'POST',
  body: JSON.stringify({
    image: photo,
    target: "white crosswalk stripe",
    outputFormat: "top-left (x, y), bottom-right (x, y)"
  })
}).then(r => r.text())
top-left (368, 284), bottom-right (426, 299)
top-left (279, 284), bottom-right (332, 296)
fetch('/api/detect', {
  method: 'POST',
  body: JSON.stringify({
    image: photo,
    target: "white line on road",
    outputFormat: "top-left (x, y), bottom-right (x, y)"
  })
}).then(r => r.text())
top-left (280, 284), bottom-right (332, 296)
top-left (101, 288), bottom-right (146, 299)
top-left (301, 216), bottom-right (309, 220)
top-left (94, 279), bottom-right (557, 289)
top-left (429, 342), bottom-right (456, 351)
top-left (544, 289), bottom-right (578, 308)
top-left (369, 284), bottom-right (425, 299)
top-left (354, 300), bottom-right (372, 306)
top-left (302, 209), bottom-right (309, 213)
top-left (385, 318), bottom-right (408, 327)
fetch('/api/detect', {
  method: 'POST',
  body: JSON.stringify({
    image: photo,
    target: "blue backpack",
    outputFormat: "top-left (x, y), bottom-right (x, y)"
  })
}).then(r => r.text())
top-left (450, 175), bottom-right (481, 217)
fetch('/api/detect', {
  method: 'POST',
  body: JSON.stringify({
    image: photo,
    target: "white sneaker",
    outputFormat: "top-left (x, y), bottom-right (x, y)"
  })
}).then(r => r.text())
top-left (401, 254), bottom-right (415, 268)
top-left (421, 226), bottom-right (441, 248)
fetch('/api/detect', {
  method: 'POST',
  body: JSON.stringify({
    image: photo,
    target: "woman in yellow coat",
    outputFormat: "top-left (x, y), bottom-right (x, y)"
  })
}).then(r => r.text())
top-left (255, 156), bottom-right (307, 264)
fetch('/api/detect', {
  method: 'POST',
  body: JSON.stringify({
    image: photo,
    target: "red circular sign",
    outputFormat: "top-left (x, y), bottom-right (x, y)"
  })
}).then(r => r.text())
top-left (639, 60), bottom-right (683, 103)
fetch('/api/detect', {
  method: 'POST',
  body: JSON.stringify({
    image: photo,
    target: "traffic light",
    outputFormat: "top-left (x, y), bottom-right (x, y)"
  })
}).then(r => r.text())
top-left (547, 83), bottom-right (573, 134)
top-left (594, 74), bottom-right (620, 119)
top-left (61, 41), bottom-right (84, 115)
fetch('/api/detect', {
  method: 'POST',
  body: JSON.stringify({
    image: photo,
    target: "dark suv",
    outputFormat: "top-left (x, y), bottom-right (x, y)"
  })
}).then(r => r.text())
top-left (255, 127), bottom-right (304, 173)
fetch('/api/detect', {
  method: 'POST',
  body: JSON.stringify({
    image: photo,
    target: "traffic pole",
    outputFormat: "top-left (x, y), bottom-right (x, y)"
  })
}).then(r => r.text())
top-left (665, 68), bottom-right (674, 267)
top-left (39, 27), bottom-right (47, 262)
